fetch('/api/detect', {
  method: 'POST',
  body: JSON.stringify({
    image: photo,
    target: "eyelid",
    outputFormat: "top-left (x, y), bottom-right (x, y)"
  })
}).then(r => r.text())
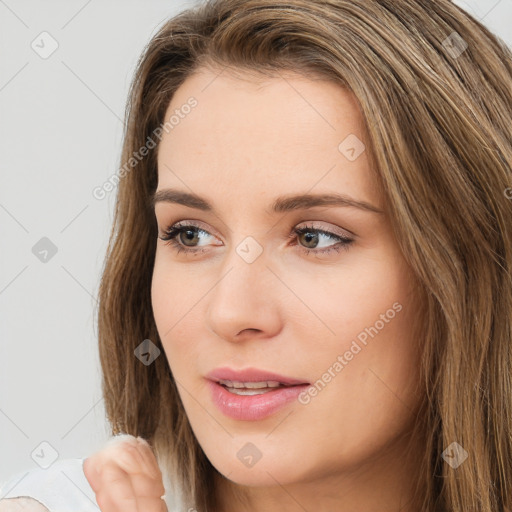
top-left (158, 219), bottom-right (355, 241)
top-left (168, 223), bottom-right (350, 242)
top-left (159, 219), bottom-right (220, 239)
top-left (299, 222), bottom-right (356, 239)
top-left (158, 217), bottom-right (358, 259)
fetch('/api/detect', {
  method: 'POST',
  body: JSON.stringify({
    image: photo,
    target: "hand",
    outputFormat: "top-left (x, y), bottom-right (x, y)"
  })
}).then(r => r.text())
top-left (0, 497), bottom-right (49, 512)
top-left (83, 434), bottom-right (167, 512)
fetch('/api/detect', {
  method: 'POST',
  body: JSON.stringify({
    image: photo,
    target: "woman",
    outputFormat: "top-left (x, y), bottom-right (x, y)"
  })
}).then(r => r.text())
top-left (1, 0), bottom-right (511, 510)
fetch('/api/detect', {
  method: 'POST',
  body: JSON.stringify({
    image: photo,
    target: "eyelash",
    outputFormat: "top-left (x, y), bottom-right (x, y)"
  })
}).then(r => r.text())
top-left (158, 221), bottom-right (354, 257)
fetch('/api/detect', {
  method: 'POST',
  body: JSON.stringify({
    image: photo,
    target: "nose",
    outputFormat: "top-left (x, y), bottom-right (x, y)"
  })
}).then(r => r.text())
top-left (205, 245), bottom-right (283, 343)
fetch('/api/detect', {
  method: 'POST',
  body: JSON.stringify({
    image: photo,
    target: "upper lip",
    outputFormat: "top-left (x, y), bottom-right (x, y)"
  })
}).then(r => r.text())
top-left (206, 367), bottom-right (310, 386)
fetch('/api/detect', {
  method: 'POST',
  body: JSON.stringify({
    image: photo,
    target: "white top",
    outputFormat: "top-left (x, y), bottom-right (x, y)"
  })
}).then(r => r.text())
top-left (0, 458), bottom-right (99, 512)
top-left (0, 457), bottom-right (182, 512)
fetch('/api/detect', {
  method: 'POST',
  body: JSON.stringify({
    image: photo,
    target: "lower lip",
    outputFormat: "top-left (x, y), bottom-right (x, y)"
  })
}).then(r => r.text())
top-left (207, 380), bottom-right (309, 421)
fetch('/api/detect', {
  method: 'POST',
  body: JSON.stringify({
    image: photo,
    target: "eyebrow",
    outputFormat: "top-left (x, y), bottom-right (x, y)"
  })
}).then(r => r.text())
top-left (151, 189), bottom-right (384, 214)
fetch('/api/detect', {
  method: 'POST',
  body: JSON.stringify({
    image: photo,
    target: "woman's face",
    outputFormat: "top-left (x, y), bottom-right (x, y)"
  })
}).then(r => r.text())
top-left (151, 66), bottom-right (423, 494)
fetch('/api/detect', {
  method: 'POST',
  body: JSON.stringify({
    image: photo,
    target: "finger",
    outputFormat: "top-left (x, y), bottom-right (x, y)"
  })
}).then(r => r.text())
top-left (135, 437), bottom-right (162, 479)
top-left (134, 496), bottom-right (168, 512)
top-left (84, 435), bottom-right (140, 485)
top-left (122, 438), bottom-right (157, 479)
top-left (96, 464), bottom-right (138, 512)
top-left (114, 442), bottom-right (149, 476)
top-left (100, 460), bottom-right (165, 499)
top-left (93, 439), bottom-right (148, 478)
top-left (92, 435), bottom-right (153, 478)
top-left (83, 456), bottom-right (102, 493)
top-left (96, 494), bottom-right (167, 512)
top-left (129, 471), bottom-right (166, 500)
top-left (83, 445), bottom-right (141, 495)
top-left (85, 440), bottom-right (164, 493)
top-left (96, 464), bottom-right (166, 512)
top-left (84, 436), bottom-right (165, 510)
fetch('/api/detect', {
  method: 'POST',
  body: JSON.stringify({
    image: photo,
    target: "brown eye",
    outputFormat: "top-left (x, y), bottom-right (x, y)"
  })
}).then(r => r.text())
top-left (297, 230), bottom-right (320, 249)
top-left (293, 225), bottom-right (354, 255)
top-left (175, 227), bottom-right (201, 247)
top-left (158, 222), bottom-right (218, 255)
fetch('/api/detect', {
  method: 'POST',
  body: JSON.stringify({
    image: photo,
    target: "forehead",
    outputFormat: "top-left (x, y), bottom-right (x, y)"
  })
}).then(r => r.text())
top-left (156, 66), bottom-right (382, 212)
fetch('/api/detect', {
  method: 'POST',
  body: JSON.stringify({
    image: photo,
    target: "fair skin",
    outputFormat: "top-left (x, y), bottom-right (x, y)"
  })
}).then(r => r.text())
top-left (84, 436), bottom-right (166, 512)
top-left (89, 66), bottom-right (426, 512)
top-left (0, 498), bottom-right (49, 512)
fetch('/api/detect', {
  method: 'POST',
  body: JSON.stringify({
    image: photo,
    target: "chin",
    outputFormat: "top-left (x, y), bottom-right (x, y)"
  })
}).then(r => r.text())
top-left (205, 442), bottom-right (312, 488)
top-left (218, 460), bottom-right (297, 487)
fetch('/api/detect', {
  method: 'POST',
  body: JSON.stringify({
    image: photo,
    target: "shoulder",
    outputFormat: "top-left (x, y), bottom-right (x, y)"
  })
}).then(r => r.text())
top-left (0, 458), bottom-right (98, 512)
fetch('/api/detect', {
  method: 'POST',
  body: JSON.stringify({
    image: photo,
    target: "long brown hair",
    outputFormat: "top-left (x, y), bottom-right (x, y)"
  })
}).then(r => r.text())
top-left (95, 1), bottom-right (512, 510)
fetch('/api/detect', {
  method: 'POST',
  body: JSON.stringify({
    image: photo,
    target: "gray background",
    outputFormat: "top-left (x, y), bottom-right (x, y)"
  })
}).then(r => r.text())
top-left (0, 0), bottom-right (510, 487)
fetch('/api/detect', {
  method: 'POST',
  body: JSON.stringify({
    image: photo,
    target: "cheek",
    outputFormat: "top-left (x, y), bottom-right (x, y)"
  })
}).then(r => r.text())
top-left (151, 251), bottom-right (211, 375)
top-left (151, 253), bottom-right (171, 337)
top-left (293, 249), bottom-right (422, 406)
top-left (151, 249), bottom-right (194, 326)
top-left (284, 249), bottom-right (414, 348)
top-left (151, 254), bottom-right (187, 365)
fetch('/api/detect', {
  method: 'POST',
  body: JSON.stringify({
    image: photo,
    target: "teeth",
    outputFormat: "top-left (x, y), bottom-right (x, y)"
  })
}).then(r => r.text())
top-left (225, 388), bottom-right (274, 395)
top-left (218, 379), bottom-right (283, 389)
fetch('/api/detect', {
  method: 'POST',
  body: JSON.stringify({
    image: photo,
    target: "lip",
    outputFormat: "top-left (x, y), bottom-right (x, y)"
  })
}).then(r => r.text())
top-left (206, 367), bottom-right (309, 386)
top-left (205, 367), bottom-right (310, 421)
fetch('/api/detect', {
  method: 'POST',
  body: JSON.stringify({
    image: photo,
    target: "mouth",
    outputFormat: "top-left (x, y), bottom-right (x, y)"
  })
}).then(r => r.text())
top-left (206, 366), bottom-right (310, 388)
top-left (205, 367), bottom-right (311, 420)
top-left (216, 379), bottom-right (305, 395)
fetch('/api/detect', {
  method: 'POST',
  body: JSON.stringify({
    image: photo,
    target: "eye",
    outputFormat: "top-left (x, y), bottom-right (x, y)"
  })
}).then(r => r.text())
top-left (158, 221), bottom-right (354, 256)
top-left (158, 221), bottom-right (218, 255)
top-left (290, 224), bottom-right (354, 256)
